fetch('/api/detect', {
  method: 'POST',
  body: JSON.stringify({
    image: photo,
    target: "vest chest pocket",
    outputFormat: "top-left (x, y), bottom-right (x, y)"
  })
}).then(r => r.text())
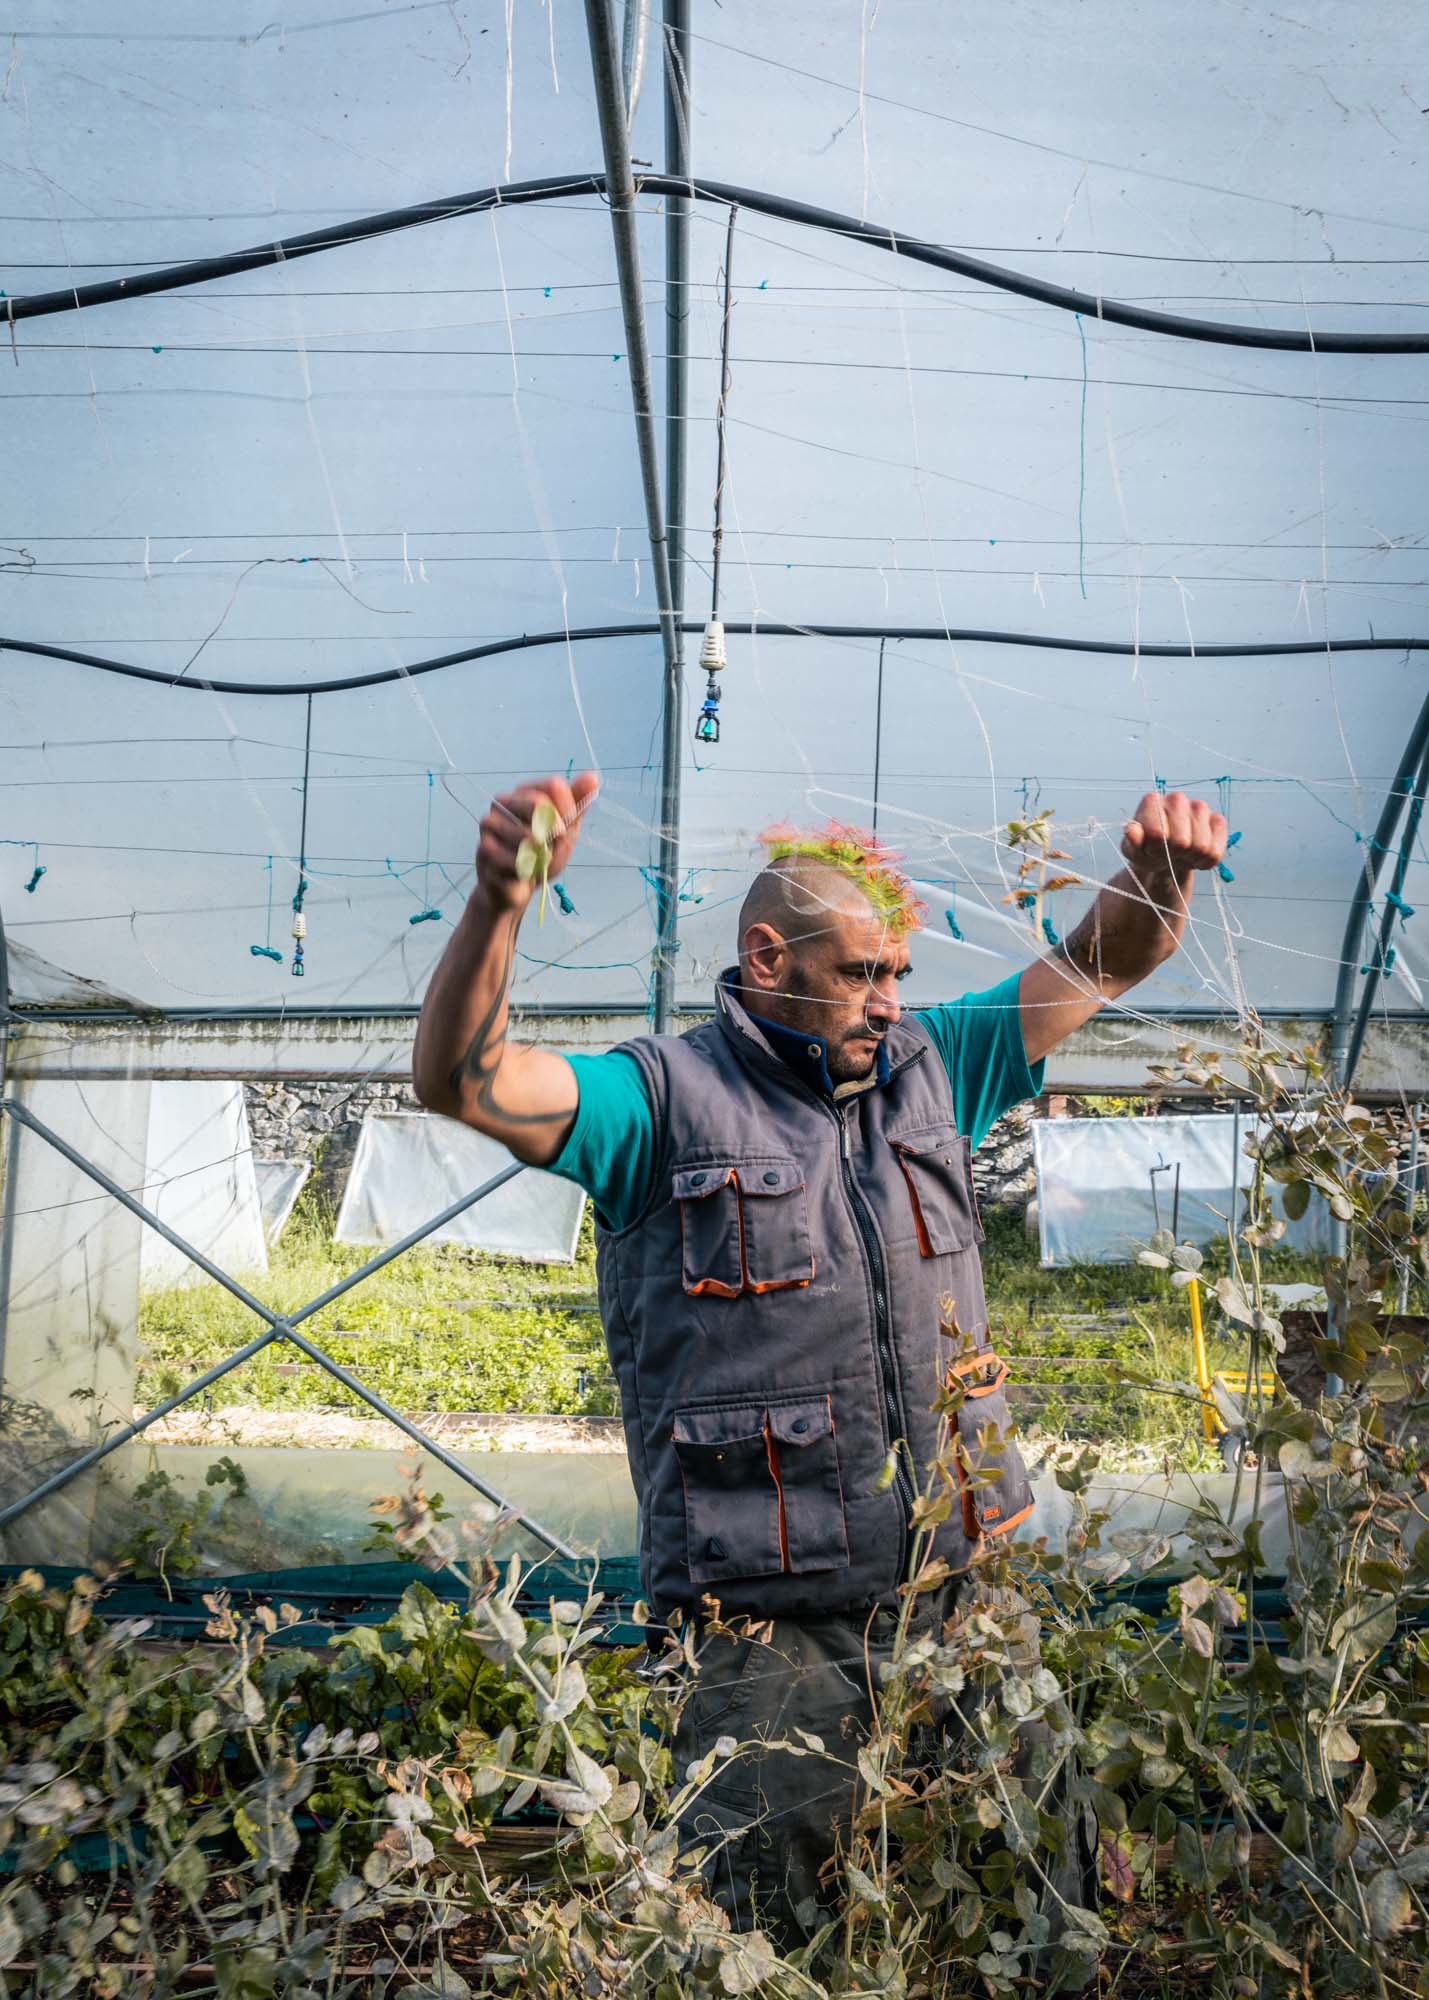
top-left (892, 1131), bottom-right (983, 1257)
top-left (673, 1159), bottom-right (814, 1297)
top-left (673, 1395), bottom-right (849, 1584)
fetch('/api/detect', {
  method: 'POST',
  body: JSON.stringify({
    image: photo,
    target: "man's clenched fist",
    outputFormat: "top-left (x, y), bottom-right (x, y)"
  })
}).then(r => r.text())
top-left (476, 770), bottom-right (599, 913)
top-left (1121, 790), bottom-right (1228, 884)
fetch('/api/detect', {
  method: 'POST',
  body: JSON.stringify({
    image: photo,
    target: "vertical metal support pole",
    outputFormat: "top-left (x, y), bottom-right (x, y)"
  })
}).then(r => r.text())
top-left (654, 0), bottom-right (691, 1034)
top-left (583, 0), bottom-right (685, 1035)
top-left (872, 637), bottom-right (886, 835)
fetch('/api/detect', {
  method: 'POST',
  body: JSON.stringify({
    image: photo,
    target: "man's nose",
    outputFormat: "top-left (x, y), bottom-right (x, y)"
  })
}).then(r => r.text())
top-left (866, 983), bottom-right (901, 1027)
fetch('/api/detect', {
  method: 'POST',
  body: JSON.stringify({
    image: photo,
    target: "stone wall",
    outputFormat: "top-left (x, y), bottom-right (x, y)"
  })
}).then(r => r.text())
top-left (244, 1079), bottom-right (1046, 1220)
top-left (244, 1078), bottom-right (419, 1216)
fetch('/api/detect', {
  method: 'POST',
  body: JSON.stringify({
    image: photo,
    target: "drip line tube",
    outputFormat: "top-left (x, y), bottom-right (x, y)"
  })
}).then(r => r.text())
top-left (0, 623), bottom-right (1423, 700)
top-left (8, 172), bottom-right (1429, 353)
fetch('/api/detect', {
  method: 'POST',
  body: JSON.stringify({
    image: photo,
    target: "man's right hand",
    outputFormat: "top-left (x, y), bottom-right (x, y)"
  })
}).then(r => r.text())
top-left (476, 770), bottom-right (600, 914)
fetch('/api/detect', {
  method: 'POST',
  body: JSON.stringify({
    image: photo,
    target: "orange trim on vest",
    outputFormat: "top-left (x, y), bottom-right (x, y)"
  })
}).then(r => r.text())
top-left (951, 1356), bottom-right (1009, 1399)
top-left (894, 1151), bottom-right (935, 1257)
top-left (982, 1498), bottom-right (1036, 1539)
top-left (764, 1418), bottom-right (790, 1570)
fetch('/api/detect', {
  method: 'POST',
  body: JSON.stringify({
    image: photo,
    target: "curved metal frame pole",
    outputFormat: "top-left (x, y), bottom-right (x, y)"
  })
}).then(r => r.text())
top-left (0, 907), bottom-right (17, 1387)
top-left (584, 0), bottom-right (684, 1034)
top-left (1329, 687), bottom-right (1429, 1089)
top-left (1323, 685), bottom-right (1429, 1394)
top-left (0, 1098), bottom-right (577, 1558)
top-left (1343, 732), bottom-right (1429, 1087)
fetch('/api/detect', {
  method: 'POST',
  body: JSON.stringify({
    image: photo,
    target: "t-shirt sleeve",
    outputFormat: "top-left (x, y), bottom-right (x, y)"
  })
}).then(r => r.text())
top-left (545, 1047), bottom-right (659, 1233)
top-left (912, 969), bottom-right (1045, 1150)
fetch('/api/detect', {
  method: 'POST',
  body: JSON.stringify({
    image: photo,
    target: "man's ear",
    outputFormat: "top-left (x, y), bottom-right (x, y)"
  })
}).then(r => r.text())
top-left (741, 922), bottom-right (785, 992)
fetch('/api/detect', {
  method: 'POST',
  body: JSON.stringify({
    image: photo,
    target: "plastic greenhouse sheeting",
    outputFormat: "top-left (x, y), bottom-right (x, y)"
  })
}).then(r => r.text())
top-left (0, 1), bottom-right (1424, 1026)
top-left (139, 1082), bottom-right (268, 1288)
top-left (335, 1112), bottom-right (586, 1263)
top-left (1032, 1114), bottom-right (1333, 1267)
top-left (253, 1158), bottom-right (312, 1244)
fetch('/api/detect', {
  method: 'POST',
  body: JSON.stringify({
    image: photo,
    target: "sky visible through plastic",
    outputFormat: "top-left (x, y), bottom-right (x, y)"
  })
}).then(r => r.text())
top-left (2, 0), bottom-right (1427, 1027)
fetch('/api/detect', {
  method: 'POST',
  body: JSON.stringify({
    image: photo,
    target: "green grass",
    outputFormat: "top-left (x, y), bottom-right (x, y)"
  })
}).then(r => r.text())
top-left (136, 1188), bottom-right (1323, 1451)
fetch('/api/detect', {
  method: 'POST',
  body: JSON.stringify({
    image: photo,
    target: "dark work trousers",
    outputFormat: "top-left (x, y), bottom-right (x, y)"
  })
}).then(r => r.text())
top-left (671, 1578), bottom-right (1094, 1950)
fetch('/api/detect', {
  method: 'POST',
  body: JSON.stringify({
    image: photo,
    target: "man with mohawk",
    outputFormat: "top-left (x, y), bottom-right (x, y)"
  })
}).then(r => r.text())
top-left (413, 775), bottom-right (1228, 1941)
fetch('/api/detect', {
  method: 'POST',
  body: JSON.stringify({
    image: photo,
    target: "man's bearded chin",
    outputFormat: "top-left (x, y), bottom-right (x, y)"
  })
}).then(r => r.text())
top-left (828, 1029), bottom-right (883, 1084)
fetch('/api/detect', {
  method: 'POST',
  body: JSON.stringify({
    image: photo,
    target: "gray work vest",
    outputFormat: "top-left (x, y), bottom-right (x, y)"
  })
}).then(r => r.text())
top-left (594, 973), bottom-right (1034, 1619)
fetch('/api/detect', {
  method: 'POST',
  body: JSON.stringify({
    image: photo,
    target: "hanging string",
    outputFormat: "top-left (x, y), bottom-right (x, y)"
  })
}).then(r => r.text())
top-left (1215, 775), bottom-right (1243, 882)
top-left (2, 839), bottom-right (46, 893)
top-left (249, 855), bottom-right (283, 962)
top-left (551, 754), bottom-right (576, 915)
top-left (409, 770), bottom-right (442, 924)
top-left (944, 881), bottom-right (964, 941)
top-left (696, 203), bottom-right (738, 748)
top-left (290, 693), bottom-right (312, 978)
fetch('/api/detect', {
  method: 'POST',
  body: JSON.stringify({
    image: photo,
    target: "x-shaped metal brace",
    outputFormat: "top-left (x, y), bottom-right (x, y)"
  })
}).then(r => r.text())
top-left (0, 1096), bottom-right (578, 1559)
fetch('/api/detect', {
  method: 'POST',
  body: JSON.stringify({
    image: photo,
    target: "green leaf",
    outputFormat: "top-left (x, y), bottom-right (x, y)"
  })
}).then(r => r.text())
top-left (1282, 1179), bottom-right (1310, 1220)
top-left (1366, 1869), bottom-right (1413, 1941)
top-left (1329, 1593), bottom-right (1397, 1663)
top-left (1322, 1720), bottom-right (1359, 1763)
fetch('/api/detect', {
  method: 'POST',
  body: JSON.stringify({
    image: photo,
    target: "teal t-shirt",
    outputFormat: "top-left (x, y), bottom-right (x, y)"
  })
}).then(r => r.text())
top-left (548, 971), bottom-right (1042, 1233)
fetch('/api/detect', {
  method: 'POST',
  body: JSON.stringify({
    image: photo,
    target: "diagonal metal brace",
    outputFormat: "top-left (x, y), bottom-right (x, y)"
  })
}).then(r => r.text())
top-left (0, 1097), bottom-right (578, 1558)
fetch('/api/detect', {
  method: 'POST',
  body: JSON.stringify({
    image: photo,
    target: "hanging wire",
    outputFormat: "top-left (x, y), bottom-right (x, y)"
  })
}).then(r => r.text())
top-left (290, 693), bottom-right (313, 977)
top-left (696, 204), bottom-right (739, 747)
top-left (409, 771), bottom-right (442, 924)
top-left (249, 855), bottom-right (283, 962)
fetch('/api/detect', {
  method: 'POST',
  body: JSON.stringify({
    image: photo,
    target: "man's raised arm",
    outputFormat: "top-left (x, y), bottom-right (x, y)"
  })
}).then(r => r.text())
top-left (1018, 789), bottom-right (1228, 1065)
top-left (412, 769), bottom-right (599, 1167)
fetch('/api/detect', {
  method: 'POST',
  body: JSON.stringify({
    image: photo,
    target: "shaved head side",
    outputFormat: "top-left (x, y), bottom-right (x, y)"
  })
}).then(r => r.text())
top-left (737, 857), bottom-right (878, 961)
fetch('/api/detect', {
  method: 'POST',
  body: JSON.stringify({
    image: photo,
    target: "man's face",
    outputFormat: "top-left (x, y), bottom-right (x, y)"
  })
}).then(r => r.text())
top-left (744, 899), bottom-right (912, 1083)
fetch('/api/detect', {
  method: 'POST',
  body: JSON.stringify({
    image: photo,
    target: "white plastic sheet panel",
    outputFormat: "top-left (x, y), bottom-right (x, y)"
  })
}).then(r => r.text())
top-left (0, 3), bottom-right (1423, 1018)
top-left (140, 1082), bottom-right (268, 1287)
top-left (1032, 1114), bottom-right (1332, 1266)
top-left (335, 1113), bottom-right (585, 1264)
top-left (253, 1159), bottom-right (311, 1244)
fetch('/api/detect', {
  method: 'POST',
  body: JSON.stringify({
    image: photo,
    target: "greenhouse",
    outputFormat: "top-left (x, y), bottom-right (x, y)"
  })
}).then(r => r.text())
top-left (0, 1), bottom-right (1426, 1991)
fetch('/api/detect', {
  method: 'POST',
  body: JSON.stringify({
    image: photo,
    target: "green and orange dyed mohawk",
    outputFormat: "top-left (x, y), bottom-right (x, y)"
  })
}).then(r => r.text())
top-left (758, 819), bottom-right (928, 935)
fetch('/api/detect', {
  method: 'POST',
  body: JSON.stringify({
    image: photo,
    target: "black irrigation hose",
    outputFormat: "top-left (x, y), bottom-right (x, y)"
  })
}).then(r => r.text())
top-left (0, 623), bottom-right (1424, 700)
top-left (8, 171), bottom-right (1429, 353)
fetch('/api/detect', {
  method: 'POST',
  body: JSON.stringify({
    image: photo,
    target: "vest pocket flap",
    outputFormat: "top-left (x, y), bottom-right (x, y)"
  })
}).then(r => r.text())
top-left (674, 1158), bottom-right (814, 1296)
top-left (671, 1425), bottom-right (770, 1489)
top-left (738, 1160), bottom-right (804, 1197)
top-left (892, 1131), bottom-right (983, 1255)
top-left (767, 1398), bottom-right (833, 1446)
top-left (672, 1403), bottom-right (765, 1449)
top-left (672, 1407), bottom-right (784, 1584)
top-left (673, 1164), bottom-right (736, 1201)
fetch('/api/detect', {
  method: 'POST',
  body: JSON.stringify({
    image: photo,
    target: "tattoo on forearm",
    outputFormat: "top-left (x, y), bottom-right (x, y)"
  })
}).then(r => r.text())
top-left (446, 927), bottom-right (566, 1129)
top-left (1057, 904), bottom-right (1104, 979)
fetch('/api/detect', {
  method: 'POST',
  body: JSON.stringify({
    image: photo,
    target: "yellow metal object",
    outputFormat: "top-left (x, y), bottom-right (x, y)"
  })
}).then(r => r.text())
top-left (1187, 1276), bottom-right (1278, 1439)
top-left (1188, 1277), bottom-right (1218, 1443)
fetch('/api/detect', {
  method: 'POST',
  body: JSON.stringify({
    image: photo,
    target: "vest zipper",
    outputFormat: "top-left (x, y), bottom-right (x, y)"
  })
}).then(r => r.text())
top-left (832, 1104), bottom-right (913, 1576)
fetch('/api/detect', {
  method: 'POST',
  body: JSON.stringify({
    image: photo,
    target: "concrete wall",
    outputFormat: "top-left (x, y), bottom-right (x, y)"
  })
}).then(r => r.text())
top-left (13, 1007), bottom-right (1429, 1098)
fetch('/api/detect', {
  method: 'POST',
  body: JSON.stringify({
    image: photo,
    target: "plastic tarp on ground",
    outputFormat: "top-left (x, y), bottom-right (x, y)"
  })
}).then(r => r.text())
top-left (1033, 1114), bottom-right (1332, 1266)
top-left (335, 1113), bottom-right (585, 1264)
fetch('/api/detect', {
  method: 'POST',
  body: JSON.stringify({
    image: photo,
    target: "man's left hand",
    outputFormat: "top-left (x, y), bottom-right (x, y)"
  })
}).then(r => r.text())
top-left (1120, 791), bottom-right (1228, 886)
